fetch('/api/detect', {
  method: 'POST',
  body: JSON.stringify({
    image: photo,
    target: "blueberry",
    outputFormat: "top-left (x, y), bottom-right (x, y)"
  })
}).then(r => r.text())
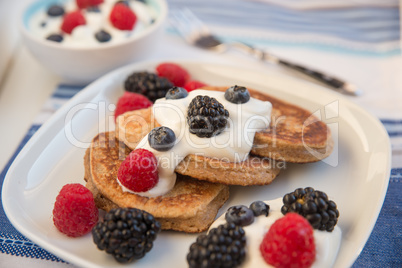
top-left (116, 0), bottom-right (130, 6)
top-left (225, 205), bottom-right (254, 226)
top-left (95, 30), bottom-right (112, 43)
top-left (46, 34), bottom-right (63, 43)
top-left (224, 85), bottom-right (250, 104)
top-left (47, 4), bottom-right (65, 17)
top-left (165, 87), bottom-right (188, 100)
top-left (148, 126), bottom-right (176, 151)
top-left (249, 201), bottom-right (269, 217)
top-left (87, 6), bottom-right (101, 12)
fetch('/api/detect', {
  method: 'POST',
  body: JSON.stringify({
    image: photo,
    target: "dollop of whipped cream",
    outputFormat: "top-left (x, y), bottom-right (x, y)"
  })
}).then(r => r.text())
top-left (121, 89), bottom-right (272, 197)
top-left (29, 0), bottom-right (156, 47)
top-left (210, 198), bottom-right (342, 268)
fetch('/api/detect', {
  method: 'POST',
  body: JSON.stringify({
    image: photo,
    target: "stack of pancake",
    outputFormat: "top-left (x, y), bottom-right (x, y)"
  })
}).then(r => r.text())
top-left (84, 86), bottom-right (333, 233)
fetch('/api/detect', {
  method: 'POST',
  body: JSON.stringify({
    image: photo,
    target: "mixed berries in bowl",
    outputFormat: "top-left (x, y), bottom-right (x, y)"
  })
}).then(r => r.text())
top-left (20, 0), bottom-right (168, 84)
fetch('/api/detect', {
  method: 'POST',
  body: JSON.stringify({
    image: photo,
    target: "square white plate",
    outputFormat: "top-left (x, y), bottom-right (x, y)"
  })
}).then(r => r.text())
top-left (2, 60), bottom-right (391, 267)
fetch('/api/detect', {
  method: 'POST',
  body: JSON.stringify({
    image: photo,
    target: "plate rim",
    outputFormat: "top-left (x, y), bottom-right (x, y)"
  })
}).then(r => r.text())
top-left (2, 59), bottom-right (391, 267)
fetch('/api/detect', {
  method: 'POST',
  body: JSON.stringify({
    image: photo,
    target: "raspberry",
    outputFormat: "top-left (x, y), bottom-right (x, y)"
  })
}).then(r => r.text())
top-left (76, 0), bottom-right (104, 9)
top-left (61, 10), bottom-right (86, 34)
top-left (184, 80), bottom-right (207, 92)
top-left (260, 213), bottom-right (316, 268)
top-left (156, 63), bottom-right (190, 87)
top-left (52, 183), bottom-right (99, 237)
top-left (117, 149), bottom-right (158, 192)
top-left (109, 3), bottom-right (137, 30)
top-left (114, 92), bottom-right (152, 120)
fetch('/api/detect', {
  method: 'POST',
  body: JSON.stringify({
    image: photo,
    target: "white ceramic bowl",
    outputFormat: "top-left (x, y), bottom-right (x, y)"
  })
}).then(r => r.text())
top-left (20, 0), bottom-right (167, 85)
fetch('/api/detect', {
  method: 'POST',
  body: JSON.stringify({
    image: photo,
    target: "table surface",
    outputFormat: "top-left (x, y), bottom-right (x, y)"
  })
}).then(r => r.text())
top-left (0, 0), bottom-right (401, 267)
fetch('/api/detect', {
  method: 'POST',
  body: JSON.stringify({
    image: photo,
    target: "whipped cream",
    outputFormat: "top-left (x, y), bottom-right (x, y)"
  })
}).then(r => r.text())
top-left (124, 89), bottom-right (272, 197)
top-left (29, 0), bottom-right (156, 47)
top-left (210, 198), bottom-right (342, 268)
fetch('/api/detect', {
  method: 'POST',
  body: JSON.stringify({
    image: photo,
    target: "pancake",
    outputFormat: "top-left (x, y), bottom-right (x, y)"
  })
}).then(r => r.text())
top-left (116, 107), bottom-right (282, 186)
top-left (84, 131), bottom-right (229, 233)
top-left (116, 86), bottom-right (333, 163)
top-left (203, 86), bottom-right (333, 163)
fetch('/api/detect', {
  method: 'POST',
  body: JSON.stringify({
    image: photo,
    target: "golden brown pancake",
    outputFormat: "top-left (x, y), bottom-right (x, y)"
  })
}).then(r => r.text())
top-left (84, 132), bottom-right (229, 233)
top-left (116, 107), bottom-right (282, 186)
top-left (116, 86), bottom-right (333, 163)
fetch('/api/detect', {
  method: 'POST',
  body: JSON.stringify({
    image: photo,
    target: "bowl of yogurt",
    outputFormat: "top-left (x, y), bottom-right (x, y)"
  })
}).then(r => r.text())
top-left (20, 0), bottom-right (168, 84)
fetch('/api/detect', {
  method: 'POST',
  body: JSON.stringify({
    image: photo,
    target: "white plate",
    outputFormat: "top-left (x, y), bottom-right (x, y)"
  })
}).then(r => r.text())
top-left (2, 60), bottom-right (391, 268)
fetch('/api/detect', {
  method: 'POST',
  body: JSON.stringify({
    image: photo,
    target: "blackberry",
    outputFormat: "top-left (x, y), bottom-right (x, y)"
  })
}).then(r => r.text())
top-left (95, 30), bottom-right (112, 43)
top-left (187, 222), bottom-right (246, 268)
top-left (281, 187), bottom-right (339, 232)
top-left (187, 95), bottom-right (229, 138)
top-left (249, 201), bottom-right (270, 217)
top-left (124, 71), bottom-right (173, 102)
top-left (225, 205), bottom-right (254, 227)
top-left (224, 85), bottom-right (250, 104)
top-left (148, 126), bottom-right (176, 151)
top-left (92, 207), bottom-right (161, 263)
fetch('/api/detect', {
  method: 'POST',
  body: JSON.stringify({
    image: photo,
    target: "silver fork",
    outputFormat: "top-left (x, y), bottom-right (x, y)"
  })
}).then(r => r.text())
top-left (170, 9), bottom-right (361, 96)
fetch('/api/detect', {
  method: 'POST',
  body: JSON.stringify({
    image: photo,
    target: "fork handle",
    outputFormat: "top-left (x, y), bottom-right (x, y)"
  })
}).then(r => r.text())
top-left (232, 42), bottom-right (360, 96)
top-left (277, 59), bottom-right (359, 95)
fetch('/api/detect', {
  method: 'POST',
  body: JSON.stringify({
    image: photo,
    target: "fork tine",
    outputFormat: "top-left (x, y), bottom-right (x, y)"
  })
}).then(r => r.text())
top-left (170, 8), bottom-right (210, 42)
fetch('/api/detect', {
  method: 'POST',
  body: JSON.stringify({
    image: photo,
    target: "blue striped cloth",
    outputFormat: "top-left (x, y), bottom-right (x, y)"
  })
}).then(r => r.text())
top-left (0, 84), bottom-right (401, 266)
top-left (166, 0), bottom-right (400, 56)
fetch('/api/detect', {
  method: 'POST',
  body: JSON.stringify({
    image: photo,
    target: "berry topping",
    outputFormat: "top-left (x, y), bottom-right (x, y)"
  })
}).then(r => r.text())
top-left (187, 95), bottom-right (229, 138)
top-left (224, 85), bottom-right (250, 104)
top-left (87, 5), bottom-right (101, 12)
top-left (46, 34), bottom-right (64, 43)
top-left (184, 80), bottom-right (208, 92)
top-left (117, 149), bottom-right (159, 192)
top-left (95, 29), bottom-right (111, 42)
top-left (61, 10), bottom-right (86, 34)
top-left (249, 201), bottom-right (270, 217)
top-left (52, 183), bottom-right (99, 237)
top-left (187, 222), bottom-right (246, 268)
top-left (109, 3), bottom-right (137, 30)
top-left (260, 213), bottom-right (316, 268)
top-left (148, 126), bottom-right (176, 151)
top-left (92, 207), bottom-right (161, 263)
top-left (116, 0), bottom-right (130, 6)
top-left (281, 187), bottom-right (339, 232)
top-left (165, 86), bottom-right (188, 100)
top-left (76, 0), bottom-right (104, 9)
top-left (156, 63), bottom-right (190, 87)
top-left (114, 92), bottom-right (152, 120)
top-left (124, 71), bottom-right (174, 103)
top-left (225, 205), bottom-right (254, 227)
top-left (47, 4), bottom-right (65, 17)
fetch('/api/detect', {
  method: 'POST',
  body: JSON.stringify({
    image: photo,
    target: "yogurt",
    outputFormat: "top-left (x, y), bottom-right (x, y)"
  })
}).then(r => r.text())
top-left (120, 89), bottom-right (272, 197)
top-left (29, 0), bottom-right (157, 47)
top-left (210, 198), bottom-right (342, 268)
